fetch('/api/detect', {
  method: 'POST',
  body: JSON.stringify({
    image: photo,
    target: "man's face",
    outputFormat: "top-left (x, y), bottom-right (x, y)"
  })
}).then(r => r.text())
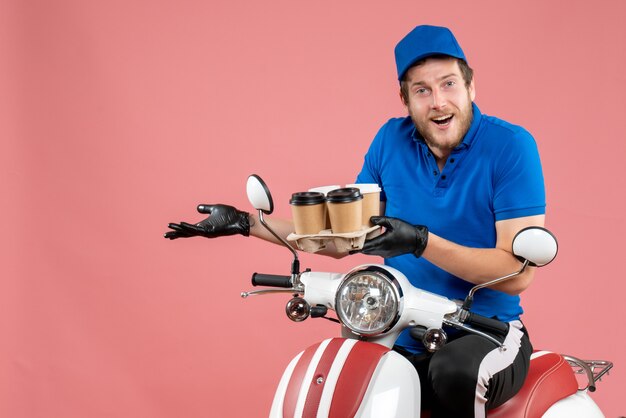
top-left (402, 57), bottom-right (475, 157)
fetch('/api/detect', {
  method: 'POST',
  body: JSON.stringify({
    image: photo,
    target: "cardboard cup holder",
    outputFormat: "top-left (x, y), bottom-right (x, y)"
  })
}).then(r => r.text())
top-left (287, 225), bottom-right (381, 254)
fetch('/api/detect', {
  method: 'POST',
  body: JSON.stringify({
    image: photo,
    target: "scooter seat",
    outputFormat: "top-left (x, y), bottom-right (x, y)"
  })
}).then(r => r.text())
top-left (487, 350), bottom-right (579, 418)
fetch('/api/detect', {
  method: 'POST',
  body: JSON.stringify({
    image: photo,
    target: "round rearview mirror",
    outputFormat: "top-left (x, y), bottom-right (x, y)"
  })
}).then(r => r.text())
top-left (512, 227), bottom-right (558, 267)
top-left (246, 174), bottom-right (274, 214)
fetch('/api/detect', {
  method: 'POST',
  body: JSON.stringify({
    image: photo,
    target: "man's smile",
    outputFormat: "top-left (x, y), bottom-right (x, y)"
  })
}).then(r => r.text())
top-left (431, 114), bottom-right (454, 128)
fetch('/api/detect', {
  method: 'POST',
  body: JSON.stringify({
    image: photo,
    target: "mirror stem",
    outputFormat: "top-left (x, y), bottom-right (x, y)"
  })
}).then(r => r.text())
top-left (462, 260), bottom-right (530, 310)
top-left (258, 210), bottom-right (300, 274)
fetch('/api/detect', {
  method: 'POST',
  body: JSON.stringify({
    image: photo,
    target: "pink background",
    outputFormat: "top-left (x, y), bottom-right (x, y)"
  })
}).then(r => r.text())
top-left (2, 0), bottom-right (625, 416)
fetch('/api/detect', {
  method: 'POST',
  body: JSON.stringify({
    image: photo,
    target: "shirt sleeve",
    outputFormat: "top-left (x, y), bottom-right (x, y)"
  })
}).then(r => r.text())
top-left (493, 129), bottom-right (546, 221)
top-left (355, 123), bottom-right (388, 201)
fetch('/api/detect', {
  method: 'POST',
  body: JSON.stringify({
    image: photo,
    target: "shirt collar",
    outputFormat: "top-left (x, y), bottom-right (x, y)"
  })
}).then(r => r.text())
top-left (411, 103), bottom-right (482, 150)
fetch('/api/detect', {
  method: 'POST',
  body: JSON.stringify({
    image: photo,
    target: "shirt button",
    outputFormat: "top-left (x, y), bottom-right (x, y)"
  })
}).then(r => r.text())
top-left (442, 175), bottom-right (447, 180)
top-left (433, 170), bottom-right (438, 176)
top-left (450, 158), bottom-right (455, 163)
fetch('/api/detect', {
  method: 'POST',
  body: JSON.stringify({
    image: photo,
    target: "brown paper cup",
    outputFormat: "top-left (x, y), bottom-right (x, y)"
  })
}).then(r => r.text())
top-left (346, 184), bottom-right (382, 227)
top-left (326, 188), bottom-right (363, 233)
top-left (308, 185), bottom-right (340, 229)
top-left (290, 192), bottom-right (326, 235)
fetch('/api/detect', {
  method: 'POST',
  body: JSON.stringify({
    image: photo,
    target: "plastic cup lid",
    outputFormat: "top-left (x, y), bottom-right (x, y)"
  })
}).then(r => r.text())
top-left (308, 185), bottom-right (341, 195)
top-left (345, 183), bottom-right (382, 194)
top-left (326, 187), bottom-right (363, 203)
top-left (289, 191), bottom-right (326, 205)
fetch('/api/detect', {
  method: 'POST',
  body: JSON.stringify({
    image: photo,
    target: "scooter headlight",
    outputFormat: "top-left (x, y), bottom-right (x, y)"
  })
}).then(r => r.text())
top-left (335, 267), bottom-right (402, 337)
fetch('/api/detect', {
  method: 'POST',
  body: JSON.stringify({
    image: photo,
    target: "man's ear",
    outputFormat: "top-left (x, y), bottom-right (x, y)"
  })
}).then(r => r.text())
top-left (399, 89), bottom-right (409, 107)
top-left (469, 78), bottom-right (476, 101)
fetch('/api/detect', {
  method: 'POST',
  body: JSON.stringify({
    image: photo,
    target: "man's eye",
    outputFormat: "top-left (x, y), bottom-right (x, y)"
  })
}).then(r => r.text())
top-left (444, 80), bottom-right (456, 87)
top-left (415, 88), bottom-right (428, 95)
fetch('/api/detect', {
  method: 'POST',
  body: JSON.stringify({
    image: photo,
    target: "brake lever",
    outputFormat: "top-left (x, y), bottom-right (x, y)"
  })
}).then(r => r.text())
top-left (240, 288), bottom-right (301, 298)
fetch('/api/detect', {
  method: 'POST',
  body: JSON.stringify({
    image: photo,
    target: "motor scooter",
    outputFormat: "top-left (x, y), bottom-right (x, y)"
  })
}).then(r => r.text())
top-left (240, 175), bottom-right (613, 417)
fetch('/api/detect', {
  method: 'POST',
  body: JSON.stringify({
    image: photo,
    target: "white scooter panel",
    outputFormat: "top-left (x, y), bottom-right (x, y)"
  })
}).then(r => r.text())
top-left (270, 338), bottom-right (420, 418)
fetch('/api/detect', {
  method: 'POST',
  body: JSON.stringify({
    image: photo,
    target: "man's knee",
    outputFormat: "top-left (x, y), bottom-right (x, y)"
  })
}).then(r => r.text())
top-left (428, 342), bottom-right (485, 405)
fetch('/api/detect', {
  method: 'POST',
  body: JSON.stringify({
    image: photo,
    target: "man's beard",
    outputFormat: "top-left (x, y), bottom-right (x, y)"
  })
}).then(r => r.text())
top-left (411, 99), bottom-right (473, 153)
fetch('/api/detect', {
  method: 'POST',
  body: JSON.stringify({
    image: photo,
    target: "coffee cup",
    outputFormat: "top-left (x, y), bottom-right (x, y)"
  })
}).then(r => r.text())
top-left (289, 192), bottom-right (326, 235)
top-left (326, 188), bottom-right (363, 233)
top-left (308, 185), bottom-right (340, 229)
top-left (346, 183), bottom-right (382, 227)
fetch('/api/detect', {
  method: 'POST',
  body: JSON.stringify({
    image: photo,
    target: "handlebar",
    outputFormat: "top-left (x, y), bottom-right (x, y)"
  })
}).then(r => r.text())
top-left (464, 313), bottom-right (509, 338)
top-left (251, 273), bottom-right (292, 288)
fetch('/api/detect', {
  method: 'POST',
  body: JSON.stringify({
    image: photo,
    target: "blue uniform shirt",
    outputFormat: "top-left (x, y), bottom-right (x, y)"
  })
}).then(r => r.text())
top-left (356, 103), bottom-right (545, 352)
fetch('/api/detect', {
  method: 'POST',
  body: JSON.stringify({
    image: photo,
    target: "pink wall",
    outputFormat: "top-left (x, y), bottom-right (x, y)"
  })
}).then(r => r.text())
top-left (2, 0), bottom-right (625, 416)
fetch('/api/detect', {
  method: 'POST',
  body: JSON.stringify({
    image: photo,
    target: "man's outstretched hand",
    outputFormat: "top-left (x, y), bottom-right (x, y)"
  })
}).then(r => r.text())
top-left (351, 216), bottom-right (428, 258)
top-left (165, 204), bottom-right (250, 240)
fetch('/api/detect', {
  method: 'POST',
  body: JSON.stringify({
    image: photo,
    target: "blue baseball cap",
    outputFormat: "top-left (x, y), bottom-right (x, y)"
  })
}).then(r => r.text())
top-left (394, 25), bottom-right (467, 81)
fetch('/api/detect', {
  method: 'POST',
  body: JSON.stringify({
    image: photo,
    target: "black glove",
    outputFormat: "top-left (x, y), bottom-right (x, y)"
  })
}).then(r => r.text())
top-left (164, 204), bottom-right (250, 240)
top-left (353, 216), bottom-right (428, 258)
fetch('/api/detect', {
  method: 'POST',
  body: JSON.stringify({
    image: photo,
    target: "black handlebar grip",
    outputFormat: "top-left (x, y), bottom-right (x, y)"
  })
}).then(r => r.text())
top-left (465, 313), bottom-right (510, 337)
top-left (251, 273), bottom-right (292, 288)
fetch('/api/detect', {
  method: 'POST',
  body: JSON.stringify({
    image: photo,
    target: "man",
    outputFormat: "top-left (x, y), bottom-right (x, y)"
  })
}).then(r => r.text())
top-left (166, 25), bottom-right (545, 418)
